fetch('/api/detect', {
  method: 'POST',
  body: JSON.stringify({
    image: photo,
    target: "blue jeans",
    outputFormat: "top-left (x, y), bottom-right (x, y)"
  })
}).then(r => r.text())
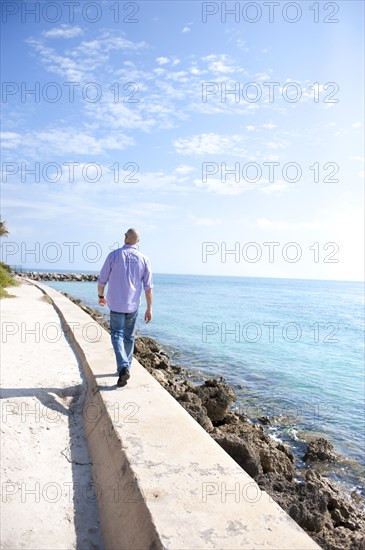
top-left (110, 309), bottom-right (139, 374)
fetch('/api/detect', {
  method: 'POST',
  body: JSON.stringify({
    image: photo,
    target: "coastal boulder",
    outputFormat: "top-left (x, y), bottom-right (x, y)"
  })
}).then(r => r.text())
top-left (214, 418), bottom-right (295, 481)
top-left (134, 336), bottom-right (164, 355)
top-left (256, 469), bottom-right (365, 548)
top-left (180, 402), bottom-right (214, 432)
top-left (211, 432), bottom-right (262, 477)
top-left (303, 437), bottom-right (336, 462)
top-left (133, 336), bottom-right (170, 371)
top-left (259, 446), bottom-right (294, 481)
top-left (177, 392), bottom-right (214, 432)
top-left (192, 378), bottom-right (236, 422)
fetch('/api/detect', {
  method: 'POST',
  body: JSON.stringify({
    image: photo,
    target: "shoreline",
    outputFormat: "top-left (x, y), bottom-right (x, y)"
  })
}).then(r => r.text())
top-left (11, 269), bottom-right (364, 285)
top-left (28, 271), bottom-right (363, 493)
top-left (54, 287), bottom-right (365, 550)
top-left (14, 271), bottom-right (99, 282)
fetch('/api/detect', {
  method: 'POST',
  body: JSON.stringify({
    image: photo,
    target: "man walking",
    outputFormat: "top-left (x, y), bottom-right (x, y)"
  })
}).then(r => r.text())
top-left (97, 228), bottom-right (153, 387)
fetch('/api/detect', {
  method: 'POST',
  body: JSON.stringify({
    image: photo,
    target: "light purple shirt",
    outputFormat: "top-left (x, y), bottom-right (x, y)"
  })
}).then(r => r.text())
top-left (98, 245), bottom-right (153, 313)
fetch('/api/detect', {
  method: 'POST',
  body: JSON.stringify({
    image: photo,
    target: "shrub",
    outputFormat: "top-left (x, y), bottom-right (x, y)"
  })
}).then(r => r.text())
top-left (0, 263), bottom-right (19, 298)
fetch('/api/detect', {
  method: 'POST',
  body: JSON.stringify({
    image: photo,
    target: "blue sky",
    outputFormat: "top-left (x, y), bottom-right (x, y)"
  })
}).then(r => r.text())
top-left (1, 0), bottom-right (364, 280)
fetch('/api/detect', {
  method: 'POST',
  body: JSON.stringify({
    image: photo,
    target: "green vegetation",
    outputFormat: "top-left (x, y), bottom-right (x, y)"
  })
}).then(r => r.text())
top-left (0, 264), bottom-right (19, 298)
top-left (0, 220), bottom-right (19, 298)
top-left (0, 261), bottom-right (12, 273)
top-left (0, 260), bottom-right (19, 297)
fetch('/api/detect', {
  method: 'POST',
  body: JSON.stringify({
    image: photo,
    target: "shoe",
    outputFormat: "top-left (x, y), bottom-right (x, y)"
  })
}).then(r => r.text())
top-left (117, 368), bottom-right (130, 387)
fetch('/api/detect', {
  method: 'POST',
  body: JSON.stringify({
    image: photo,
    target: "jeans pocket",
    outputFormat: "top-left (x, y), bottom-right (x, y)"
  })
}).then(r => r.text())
top-left (110, 312), bottom-right (122, 332)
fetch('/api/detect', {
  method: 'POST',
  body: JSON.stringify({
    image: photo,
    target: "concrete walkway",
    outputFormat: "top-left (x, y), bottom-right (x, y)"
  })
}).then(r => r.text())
top-left (0, 281), bottom-right (104, 549)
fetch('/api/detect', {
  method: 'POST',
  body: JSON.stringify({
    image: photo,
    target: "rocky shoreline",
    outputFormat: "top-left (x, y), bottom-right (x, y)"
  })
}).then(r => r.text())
top-left (42, 288), bottom-right (365, 549)
top-left (15, 271), bottom-right (98, 282)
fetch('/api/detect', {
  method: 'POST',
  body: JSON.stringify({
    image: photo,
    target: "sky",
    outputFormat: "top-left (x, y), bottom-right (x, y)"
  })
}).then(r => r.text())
top-left (1, 0), bottom-right (364, 281)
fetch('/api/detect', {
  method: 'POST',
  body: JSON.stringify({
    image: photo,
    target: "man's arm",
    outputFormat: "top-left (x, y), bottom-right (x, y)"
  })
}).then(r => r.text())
top-left (142, 256), bottom-right (153, 322)
top-left (98, 283), bottom-right (106, 306)
top-left (97, 253), bottom-right (112, 306)
top-left (144, 288), bottom-right (153, 323)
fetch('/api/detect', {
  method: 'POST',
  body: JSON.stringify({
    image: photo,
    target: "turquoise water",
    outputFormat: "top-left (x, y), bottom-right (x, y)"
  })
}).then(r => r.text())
top-left (45, 274), bottom-right (364, 491)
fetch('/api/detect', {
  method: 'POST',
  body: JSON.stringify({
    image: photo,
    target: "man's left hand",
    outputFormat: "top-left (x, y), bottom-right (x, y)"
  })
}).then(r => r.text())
top-left (144, 308), bottom-right (152, 323)
top-left (98, 297), bottom-right (107, 306)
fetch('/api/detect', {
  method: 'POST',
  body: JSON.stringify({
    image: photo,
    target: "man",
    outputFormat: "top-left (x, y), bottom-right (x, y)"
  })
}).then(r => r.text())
top-left (97, 228), bottom-right (153, 387)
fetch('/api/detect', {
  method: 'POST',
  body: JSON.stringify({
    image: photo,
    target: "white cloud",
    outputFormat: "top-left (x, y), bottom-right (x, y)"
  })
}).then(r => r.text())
top-left (190, 66), bottom-right (205, 75)
top-left (182, 26), bottom-right (191, 33)
top-left (1, 132), bottom-right (23, 149)
top-left (166, 70), bottom-right (190, 83)
top-left (267, 140), bottom-right (289, 150)
top-left (42, 25), bottom-right (84, 39)
top-left (175, 133), bottom-right (248, 156)
top-left (2, 129), bottom-right (134, 157)
top-left (27, 32), bottom-right (146, 82)
top-left (156, 57), bottom-right (170, 65)
top-left (246, 126), bottom-right (255, 131)
top-left (209, 61), bottom-right (234, 73)
top-left (153, 67), bottom-right (166, 76)
top-left (174, 165), bottom-right (195, 175)
top-left (255, 72), bottom-right (271, 81)
top-left (202, 54), bottom-right (236, 74)
top-left (352, 122), bottom-right (362, 128)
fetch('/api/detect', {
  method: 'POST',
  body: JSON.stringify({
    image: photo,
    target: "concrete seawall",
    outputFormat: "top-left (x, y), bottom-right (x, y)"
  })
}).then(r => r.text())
top-left (30, 279), bottom-right (320, 550)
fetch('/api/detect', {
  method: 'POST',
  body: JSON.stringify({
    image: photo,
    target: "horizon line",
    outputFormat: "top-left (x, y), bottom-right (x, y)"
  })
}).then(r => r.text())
top-left (9, 266), bottom-right (365, 284)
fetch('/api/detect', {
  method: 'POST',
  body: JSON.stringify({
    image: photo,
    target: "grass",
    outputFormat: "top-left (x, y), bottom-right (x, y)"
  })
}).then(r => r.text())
top-left (0, 263), bottom-right (20, 298)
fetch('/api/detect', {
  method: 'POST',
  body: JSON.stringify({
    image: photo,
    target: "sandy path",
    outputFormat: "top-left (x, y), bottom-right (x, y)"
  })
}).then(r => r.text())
top-left (0, 281), bottom-right (104, 549)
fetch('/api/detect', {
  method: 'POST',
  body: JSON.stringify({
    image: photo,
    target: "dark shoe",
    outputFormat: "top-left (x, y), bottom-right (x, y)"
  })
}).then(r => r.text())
top-left (117, 368), bottom-right (130, 387)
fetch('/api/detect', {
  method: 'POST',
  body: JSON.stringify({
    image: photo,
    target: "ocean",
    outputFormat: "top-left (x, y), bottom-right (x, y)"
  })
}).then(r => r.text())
top-left (44, 273), bottom-right (364, 494)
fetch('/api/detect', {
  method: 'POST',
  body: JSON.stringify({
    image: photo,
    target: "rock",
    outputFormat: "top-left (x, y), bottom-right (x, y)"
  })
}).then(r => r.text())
top-left (258, 416), bottom-right (270, 425)
top-left (178, 391), bottom-right (202, 407)
top-left (212, 432), bottom-right (262, 477)
top-left (303, 437), bottom-right (337, 462)
top-left (133, 337), bottom-right (167, 371)
top-left (170, 364), bottom-right (182, 373)
top-left (15, 271), bottom-right (99, 282)
top-left (221, 411), bottom-right (240, 425)
top-left (256, 469), bottom-right (365, 548)
top-left (215, 419), bottom-right (295, 481)
top-left (192, 378), bottom-right (236, 422)
top-left (179, 401), bottom-right (213, 432)
top-left (134, 336), bottom-right (164, 355)
top-left (259, 447), bottom-right (294, 481)
top-left (152, 370), bottom-right (166, 384)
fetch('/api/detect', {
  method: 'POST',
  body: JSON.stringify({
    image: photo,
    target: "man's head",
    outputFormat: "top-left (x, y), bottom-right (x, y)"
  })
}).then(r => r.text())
top-left (124, 228), bottom-right (140, 245)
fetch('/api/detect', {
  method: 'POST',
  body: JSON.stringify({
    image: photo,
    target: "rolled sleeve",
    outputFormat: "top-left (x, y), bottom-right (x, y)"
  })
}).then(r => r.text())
top-left (98, 253), bottom-right (112, 286)
top-left (142, 258), bottom-right (153, 290)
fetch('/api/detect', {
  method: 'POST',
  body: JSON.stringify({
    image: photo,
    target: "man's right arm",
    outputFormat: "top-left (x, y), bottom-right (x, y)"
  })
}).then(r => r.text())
top-left (97, 253), bottom-right (112, 306)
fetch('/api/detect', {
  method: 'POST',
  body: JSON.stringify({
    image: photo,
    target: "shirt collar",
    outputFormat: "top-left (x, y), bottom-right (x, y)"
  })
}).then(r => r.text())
top-left (123, 244), bottom-right (137, 249)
